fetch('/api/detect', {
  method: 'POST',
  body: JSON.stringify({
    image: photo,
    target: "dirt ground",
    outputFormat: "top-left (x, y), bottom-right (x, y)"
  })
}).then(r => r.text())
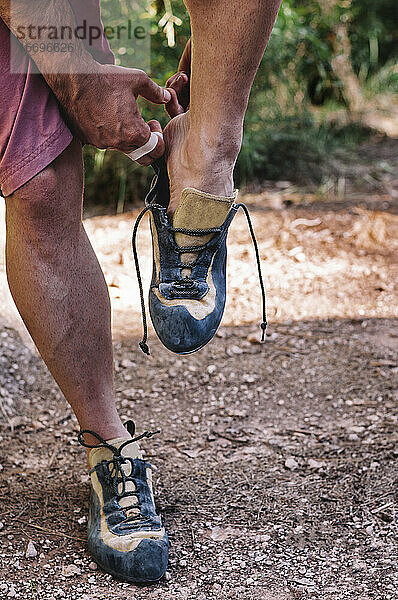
top-left (0, 137), bottom-right (397, 600)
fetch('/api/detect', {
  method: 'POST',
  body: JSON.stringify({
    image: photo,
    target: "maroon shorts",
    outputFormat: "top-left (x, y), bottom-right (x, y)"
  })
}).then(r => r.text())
top-left (0, 1), bottom-right (114, 197)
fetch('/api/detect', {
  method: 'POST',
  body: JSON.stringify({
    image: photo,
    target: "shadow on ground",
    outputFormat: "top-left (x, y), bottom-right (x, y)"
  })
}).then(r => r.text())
top-left (1, 139), bottom-right (397, 598)
top-left (0, 317), bottom-right (397, 600)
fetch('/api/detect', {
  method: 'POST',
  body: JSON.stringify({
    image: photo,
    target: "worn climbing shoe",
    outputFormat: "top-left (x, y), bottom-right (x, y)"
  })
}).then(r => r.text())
top-left (78, 421), bottom-right (168, 583)
top-left (132, 158), bottom-right (267, 355)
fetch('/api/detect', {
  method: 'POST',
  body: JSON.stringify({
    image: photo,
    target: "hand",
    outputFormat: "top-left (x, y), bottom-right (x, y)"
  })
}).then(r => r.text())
top-left (165, 39), bottom-right (191, 118)
top-left (57, 64), bottom-right (172, 164)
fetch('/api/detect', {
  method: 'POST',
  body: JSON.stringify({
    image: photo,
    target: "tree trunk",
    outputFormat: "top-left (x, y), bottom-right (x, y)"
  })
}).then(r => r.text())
top-left (331, 22), bottom-right (364, 112)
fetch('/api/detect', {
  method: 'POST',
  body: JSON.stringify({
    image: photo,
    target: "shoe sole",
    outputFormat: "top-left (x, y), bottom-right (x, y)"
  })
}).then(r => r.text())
top-left (92, 556), bottom-right (166, 585)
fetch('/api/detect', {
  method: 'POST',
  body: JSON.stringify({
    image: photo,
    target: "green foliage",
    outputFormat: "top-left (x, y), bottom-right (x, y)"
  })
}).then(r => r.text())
top-left (84, 0), bottom-right (397, 209)
top-left (350, 0), bottom-right (398, 77)
top-left (363, 60), bottom-right (398, 96)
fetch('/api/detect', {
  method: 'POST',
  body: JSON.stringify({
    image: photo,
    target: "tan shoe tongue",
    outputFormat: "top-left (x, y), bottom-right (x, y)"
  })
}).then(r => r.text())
top-left (172, 188), bottom-right (237, 269)
top-left (88, 436), bottom-right (142, 469)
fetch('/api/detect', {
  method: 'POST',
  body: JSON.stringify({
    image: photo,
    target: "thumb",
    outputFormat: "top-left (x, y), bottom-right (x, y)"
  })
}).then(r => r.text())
top-left (135, 71), bottom-right (171, 105)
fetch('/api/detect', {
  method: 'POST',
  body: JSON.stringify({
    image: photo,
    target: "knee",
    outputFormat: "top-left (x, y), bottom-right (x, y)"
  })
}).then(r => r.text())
top-left (11, 165), bottom-right (59, 217)
top-left (6, 141), bottom-right (83, 229)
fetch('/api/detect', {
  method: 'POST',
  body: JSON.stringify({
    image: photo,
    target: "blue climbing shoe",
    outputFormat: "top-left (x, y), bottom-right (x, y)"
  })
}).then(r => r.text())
top-left (78, 421), bottom-right (168, 583)
top-left (132, 159), bottom-right (267, 355)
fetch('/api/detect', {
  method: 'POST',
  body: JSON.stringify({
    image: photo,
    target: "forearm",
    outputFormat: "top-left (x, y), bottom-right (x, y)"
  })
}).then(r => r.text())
top-left (0, 0), bottom-right (100, 105)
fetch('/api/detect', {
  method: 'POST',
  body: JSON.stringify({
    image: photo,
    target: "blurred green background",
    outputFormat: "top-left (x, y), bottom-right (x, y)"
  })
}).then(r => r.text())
top-left (83, 0), bottom-right (398, 214)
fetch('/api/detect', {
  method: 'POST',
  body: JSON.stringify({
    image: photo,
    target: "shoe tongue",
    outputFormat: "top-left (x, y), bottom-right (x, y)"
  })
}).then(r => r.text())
top-left (88, 436), bottom-right (142, 469)
top-left (172, 188), bottom-right (237, 270)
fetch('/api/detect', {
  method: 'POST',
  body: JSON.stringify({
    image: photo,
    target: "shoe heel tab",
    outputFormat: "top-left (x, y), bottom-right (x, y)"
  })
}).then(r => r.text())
top-left (147, 158), bottom-right (170, 208)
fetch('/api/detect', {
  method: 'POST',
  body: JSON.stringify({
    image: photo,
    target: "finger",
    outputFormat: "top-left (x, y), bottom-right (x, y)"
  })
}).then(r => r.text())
top-left (165, 70), bottom-right (189, 88)
top-left (135, 70), bottom-right (171, 104)
top-left (171, 72), bottom-right (190, 111)
top-left (129, 114), bottom-right (152, 150)
top-left (165, 72), bottom-right (180, 88)
top-left (170, 72), bottom-right (189, 95)
top-left (135, 121), bottom-right (165, 166)
top-left (165, 87), bottom-right (185, 119)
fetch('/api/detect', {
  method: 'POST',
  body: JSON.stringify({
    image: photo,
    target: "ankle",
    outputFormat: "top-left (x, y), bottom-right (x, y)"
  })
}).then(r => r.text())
top-left (79, 421), bottom-right (128, 447)
top-left (184, 128), bottom-right (241, 171)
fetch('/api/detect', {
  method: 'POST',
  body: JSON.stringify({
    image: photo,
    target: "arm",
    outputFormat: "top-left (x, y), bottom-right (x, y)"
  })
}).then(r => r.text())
top-left (0, 0), bottom-right (170, 156)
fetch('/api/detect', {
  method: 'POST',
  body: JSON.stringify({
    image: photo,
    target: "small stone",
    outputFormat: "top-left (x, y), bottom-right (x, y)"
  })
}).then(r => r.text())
top-left (307, 458), bottom-right (326, 470)
top-left (25, 541), bottom-right (38, 559)
top-left (62, 564), bottom-right (81, 577)
top-left (88, 561), bottom-right (97, 571)
top-left (207, 365), bottom-right (216, 375)
top-left (295, 577), bottom-right (315, 587)
top-left (243, 374), bottom-right (255, 383)
top-left (191, 415), bottom-right (200, 424)
top-left (121, 359), bottom-right (135, 368)
top-left (7, 585), bottom-right (17, 598)
top-left (285, 457), bottom-right (299, 470)
top-left (0, 522), bottom-right (4, 531)
top-left (246, 578), bottom-right (255, 585)
top-left (164, 571), bottom-right (172, 581)
top-left (229, 345), bottom-right (243, 355)
top-left (247, 332), bottom-right (262, 344)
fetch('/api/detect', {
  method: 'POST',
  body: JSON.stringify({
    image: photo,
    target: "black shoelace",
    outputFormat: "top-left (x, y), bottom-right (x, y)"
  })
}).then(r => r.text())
top-left (78, 421), bottom-right (159, 528)
top-left (132, 202), bottom-right (267, 355)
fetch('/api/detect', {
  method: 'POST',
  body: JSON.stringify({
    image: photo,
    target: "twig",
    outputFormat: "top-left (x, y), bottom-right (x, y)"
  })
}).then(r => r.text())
top-left (14, 519), bottom-right (85, 542)
top-left (48, 446), bottom-right (59, 468)
top-left (190, 525), bottom-right (196, 552)
top-left (212, 431), bottom-right (251, 445)
top-left (371, 502), bottom-right (394, 514)
top-left (0, 397), bottom-right (12, 428)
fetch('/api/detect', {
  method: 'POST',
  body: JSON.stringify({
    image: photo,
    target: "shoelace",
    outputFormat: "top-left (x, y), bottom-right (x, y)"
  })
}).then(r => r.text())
top-left (78, 421), bottom-right (159, 527)
top-left (132, 202), bottom-right (268, 355)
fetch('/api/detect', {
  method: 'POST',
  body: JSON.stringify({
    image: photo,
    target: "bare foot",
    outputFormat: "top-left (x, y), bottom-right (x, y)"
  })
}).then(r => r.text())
top-left (163, 112), bottom-right (237, 218)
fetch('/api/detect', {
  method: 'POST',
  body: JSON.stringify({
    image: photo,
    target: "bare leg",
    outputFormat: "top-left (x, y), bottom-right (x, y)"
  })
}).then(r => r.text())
top-left (165, 0), bottom-right (281, 215)
top-left (5, 140), bottom-right (126, 443)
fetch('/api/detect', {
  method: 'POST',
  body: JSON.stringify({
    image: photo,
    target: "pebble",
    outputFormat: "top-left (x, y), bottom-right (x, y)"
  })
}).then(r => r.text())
top-left (285, 457), bottom-right (299, 470)
top-left (307, 458), bottom-right (326, 469)
top-left (121, 358), bottom-right (135, 368)
top-left (62, 564), bottom-right (82, 577)
top-left (88, 561), bottom-right (98, 571)
top-left (7, 585), bottom-right (17, 598)
top-left (25, 541), bottom-right (38, 559)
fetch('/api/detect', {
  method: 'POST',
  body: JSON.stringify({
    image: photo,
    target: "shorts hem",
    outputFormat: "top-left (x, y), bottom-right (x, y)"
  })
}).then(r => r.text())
top-left (0, 121), bottom-right (74, 197)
